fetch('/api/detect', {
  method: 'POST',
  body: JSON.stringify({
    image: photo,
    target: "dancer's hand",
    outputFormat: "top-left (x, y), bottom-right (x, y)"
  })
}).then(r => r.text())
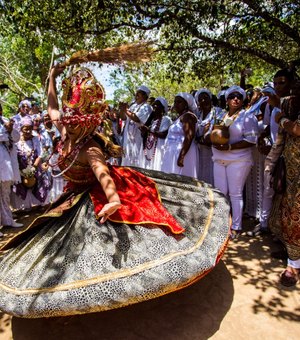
top-left (97, 201), bottom-right (122, 223)
top-left (50, 64), bottom-right (66, 78)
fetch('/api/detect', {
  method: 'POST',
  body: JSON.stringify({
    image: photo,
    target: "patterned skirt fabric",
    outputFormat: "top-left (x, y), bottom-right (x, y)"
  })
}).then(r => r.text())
top-left (269, 135), bottom-right (300, 260)
top-left (0, 168), bottom-right (230, 318)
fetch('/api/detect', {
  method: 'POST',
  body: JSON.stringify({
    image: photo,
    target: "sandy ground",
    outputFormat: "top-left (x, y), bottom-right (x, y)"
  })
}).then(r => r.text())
top-left (0, 211), bottom-right (299, 340)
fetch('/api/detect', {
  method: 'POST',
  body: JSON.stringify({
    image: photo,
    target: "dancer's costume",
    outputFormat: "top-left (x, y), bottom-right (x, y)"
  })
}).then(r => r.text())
top-left (0, 68), bottom-right (230, 318)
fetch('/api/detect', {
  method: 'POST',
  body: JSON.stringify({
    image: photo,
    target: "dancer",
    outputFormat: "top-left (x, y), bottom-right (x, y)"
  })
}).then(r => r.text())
top-left (0, 65), bottom-right (230, 318)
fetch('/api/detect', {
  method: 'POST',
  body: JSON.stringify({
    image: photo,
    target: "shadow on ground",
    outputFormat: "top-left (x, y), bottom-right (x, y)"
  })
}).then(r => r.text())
top-left (225, 217), bottom-right (300, 323)
top-left (11, 260), bottom-right (233, 340)
top-left (2, 212), bottom-right (299, 339)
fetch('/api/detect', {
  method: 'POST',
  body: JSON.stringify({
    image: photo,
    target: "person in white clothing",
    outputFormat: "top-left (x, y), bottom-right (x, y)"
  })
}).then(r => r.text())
top-left (247, 72), bottom-right (290, 237)
top-left (0, 104), bottom-right (23, 233)
top-left (209, 85), bottom-right (259, 239)
top-left (195, 88), bottom-right (222, 185)
top-left (11, 116), bottom-right (52, 210)
top-left (161, 92), bottom-right (199, 178)
top-left (12, 99), bottom-right (31, 131)
top-left (120, 86), bottom-right (152, 167)
top-left (139, 97), bottom-right (172, 170)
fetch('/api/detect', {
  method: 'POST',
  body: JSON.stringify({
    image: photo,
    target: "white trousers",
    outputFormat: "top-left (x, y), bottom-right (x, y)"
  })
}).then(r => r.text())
top-left (288, 258), bottom-right (300, 269)
top-left (0, 181), bottom-right (14, 226)
top-left (259, 170), bottom-right (274, 228)
top-left (214, 160), bottom-right (252, 231)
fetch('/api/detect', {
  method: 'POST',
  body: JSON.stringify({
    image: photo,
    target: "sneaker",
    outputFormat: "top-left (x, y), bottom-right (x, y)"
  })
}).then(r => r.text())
top-left (246, 224), bottom-right (269, 237)
top-left (4, 221), bottom-right (24, 228)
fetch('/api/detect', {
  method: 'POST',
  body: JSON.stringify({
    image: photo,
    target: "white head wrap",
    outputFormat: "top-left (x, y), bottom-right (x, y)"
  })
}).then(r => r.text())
top-left (194, 88), bottom-right (212, 104)
top-left (20, 116), bottom-right (33, 127)
top-left (155, 97), bottom-right (169, 113)
top-left (264, 81), bottom-right (274, 88)
top-left (261, 86), bottom-right (276, 96)
top-left (176, 92), bottom-right (198, 114)
top-left (41, 110), bottom-right (48, 117)
top-left (18, 99), bottom-right (32, 109)
top-left (217, 90), bottom-right (226, 99)
top-left (137, 85), bottom-right (151, 97)
top-left (225, 85), bottom-right (246, 101)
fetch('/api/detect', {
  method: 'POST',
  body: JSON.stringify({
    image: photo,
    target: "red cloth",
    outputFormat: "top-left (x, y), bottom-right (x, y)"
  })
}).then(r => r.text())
top-left (89, 166), bottom-right (185, 234)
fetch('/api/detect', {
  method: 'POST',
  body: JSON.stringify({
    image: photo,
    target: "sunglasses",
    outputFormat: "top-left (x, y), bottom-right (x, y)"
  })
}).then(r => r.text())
top-left (227, 93), bottom-right (243, 100)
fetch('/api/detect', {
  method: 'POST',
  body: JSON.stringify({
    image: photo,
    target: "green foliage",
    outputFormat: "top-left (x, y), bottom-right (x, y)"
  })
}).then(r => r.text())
top-left (0, 0), bottom-right (299, 111)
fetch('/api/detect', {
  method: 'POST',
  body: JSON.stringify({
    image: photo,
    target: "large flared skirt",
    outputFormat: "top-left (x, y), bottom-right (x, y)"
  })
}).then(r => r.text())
top-left (0, 168), bottom-right (230, 318)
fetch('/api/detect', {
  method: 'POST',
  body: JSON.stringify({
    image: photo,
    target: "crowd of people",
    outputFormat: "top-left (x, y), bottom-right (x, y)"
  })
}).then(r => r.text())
top-left (0, 65), bottom-right (299, 295)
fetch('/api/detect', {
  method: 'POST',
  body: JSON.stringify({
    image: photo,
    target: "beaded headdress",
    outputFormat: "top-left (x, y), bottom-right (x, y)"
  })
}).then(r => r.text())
top-left (61, 67), bottom-right (107, 127)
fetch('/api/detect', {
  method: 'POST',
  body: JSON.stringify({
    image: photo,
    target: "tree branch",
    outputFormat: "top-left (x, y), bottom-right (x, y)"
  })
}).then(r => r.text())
top-left (242, 0), bottom-right (300, 44)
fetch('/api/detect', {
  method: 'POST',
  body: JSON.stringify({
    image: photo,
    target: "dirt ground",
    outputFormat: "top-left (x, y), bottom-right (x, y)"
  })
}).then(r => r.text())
top-left (0, 211), bottom-right (299, 340)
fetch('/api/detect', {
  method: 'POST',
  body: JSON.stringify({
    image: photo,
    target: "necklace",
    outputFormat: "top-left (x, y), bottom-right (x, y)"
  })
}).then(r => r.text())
top-left (49, 134), bottom-right (93, 178)
top-left (222, 110), bottom-right (240, 127)
top-left (144, 118), bottom-right (162, 161)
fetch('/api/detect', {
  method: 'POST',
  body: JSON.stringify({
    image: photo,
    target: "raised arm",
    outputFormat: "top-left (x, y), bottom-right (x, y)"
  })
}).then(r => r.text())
top-left (86, 144), bottom-right (121, 223)
top-left (47, 66), bottom-right (66, 134)
top-left (119, 103), bottom-right (141, 123)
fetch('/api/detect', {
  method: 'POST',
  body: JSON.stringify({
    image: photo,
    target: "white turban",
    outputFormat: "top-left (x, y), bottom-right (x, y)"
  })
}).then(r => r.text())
top-left (217, 90), bottom-right (226, 99)
top-left (225, 85), bottom-right (246, 101)
top-left (137, 85), bottom-right (151, 97)
top-left (261, 86), bottom-right (276, 96)
top-left (155, 96), bottom-right (169, 113)
top-left (194, 88), bottom-right (212, 104)
top-left (20, 116), bottom-right (33, 127)
top-left (176, 92), bottom-right (198, 114)
top-left (18, 99), bottom-right (32, 109)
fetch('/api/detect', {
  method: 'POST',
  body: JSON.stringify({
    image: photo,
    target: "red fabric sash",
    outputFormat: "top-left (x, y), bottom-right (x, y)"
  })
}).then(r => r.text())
top-left (89, 166), bottom-right (185, 234)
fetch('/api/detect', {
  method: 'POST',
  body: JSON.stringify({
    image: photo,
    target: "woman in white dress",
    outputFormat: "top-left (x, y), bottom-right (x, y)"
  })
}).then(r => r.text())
top-left (0, 107), bottom-right (23, 232)
top-left (120, 86), bottom-right (152, 167)
top-left (195, 88), bottom-right (222, 185)
top-left (11, 116), bottom-right (52, 210)
top-left (161, 93), bottom-right (199, 178)
top-left (139, 97), bottom-right (172, 171)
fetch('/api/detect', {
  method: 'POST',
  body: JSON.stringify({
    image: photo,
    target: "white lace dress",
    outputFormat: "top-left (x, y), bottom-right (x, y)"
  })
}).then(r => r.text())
top-left (161, 113), bottom-right (199, 178)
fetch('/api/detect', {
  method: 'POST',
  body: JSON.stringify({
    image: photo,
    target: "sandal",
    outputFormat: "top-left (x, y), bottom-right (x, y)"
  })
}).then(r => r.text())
top-left (279, 269), bottom-right (299, 287)
top-left (230, 230), bottom-right (241, 240)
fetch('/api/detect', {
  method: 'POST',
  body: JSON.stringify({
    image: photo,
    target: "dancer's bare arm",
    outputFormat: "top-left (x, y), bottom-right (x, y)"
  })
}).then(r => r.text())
top-left (47, 66), bottom-right (66, 135)
top-left (86, 143), bottom-right (121, 223)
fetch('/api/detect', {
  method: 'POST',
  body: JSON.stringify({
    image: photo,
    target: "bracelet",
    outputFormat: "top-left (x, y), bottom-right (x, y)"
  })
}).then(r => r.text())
top-left (279, 117), bottom-right (289, 129)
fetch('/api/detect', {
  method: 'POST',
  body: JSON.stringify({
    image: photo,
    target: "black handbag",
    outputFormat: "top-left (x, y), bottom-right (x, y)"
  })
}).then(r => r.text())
top-left (270, 155), bottom-right (286, 194)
